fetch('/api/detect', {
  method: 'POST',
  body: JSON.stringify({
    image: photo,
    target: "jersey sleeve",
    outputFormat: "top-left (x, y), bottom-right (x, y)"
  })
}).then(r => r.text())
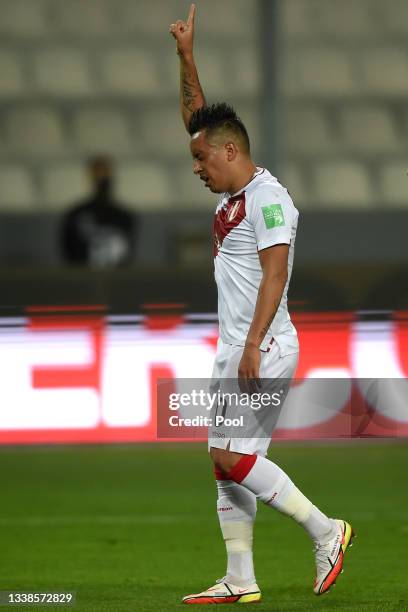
top-left (248, 185), bottom-right (297, 251)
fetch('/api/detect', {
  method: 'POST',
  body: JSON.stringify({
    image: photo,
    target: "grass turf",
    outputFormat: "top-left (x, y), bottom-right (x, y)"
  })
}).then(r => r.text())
top-left (0, 441), bottom-right (407, 611)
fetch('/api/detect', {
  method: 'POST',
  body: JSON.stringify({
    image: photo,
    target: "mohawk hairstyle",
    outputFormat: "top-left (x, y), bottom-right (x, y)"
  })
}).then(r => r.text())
top-left (188, 103), bottom-right (251, 154)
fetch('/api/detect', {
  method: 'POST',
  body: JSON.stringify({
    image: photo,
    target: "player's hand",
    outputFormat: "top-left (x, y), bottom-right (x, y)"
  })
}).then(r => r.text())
top-left (169, 3), bottom-right (196, 58)
top-left (238, 345), bottom-right (262, 395)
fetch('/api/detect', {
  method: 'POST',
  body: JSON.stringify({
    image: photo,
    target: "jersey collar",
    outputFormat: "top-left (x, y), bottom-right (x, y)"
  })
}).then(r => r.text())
top-left (228, 167), bottom-right (265, 199)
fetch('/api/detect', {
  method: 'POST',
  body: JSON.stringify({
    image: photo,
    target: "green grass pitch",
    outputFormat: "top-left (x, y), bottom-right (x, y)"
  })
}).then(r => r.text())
top-left (1, 441), bottom-right (407, 611)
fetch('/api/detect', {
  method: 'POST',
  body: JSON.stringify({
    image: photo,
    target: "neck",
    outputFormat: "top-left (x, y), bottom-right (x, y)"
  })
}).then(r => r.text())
top-left (227, 160), bottom-right (258, 195)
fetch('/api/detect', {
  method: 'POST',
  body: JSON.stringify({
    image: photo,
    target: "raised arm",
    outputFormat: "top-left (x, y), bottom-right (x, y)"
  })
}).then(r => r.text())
top-left (169, 3), bottom-right (206, 131)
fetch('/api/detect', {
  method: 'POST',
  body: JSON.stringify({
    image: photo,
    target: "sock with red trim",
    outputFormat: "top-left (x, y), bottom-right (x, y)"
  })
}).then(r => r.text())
top-left (216, 476), bottom-right (257, 587)
top-left (227, 454), bottom-right (334, 543)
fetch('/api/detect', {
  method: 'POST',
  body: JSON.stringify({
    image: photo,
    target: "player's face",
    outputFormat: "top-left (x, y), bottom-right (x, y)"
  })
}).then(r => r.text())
top-left (190, 131), bottom-right (231, 194)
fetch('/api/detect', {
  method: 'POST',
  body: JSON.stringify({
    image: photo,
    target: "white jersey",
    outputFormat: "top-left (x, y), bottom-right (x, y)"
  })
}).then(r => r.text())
top-left (213, 167), bottom-right (299, 356)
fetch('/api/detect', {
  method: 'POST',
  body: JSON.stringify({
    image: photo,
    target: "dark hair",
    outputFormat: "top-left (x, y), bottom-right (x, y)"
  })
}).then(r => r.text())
top-left (188, 103), bottom-right (250, 153)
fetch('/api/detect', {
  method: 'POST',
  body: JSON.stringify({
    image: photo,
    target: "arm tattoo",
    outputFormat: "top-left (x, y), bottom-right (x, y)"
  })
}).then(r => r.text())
top-left (259, 298), bottom-right (281, 338)
top-left (182, 72), bottom-right (198, 112)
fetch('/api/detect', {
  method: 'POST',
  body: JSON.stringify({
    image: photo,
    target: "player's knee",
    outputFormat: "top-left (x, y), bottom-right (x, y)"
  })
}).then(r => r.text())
top-left (210, 447), bottom-right (239, 474)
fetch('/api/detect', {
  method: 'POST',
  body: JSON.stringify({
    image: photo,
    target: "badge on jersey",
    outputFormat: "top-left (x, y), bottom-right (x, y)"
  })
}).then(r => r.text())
top-left (261, 204), bottom-right (285, 229)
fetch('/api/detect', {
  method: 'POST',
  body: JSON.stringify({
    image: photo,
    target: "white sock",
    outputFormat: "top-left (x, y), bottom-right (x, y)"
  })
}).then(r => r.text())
top-left (231, 455), bottom-right (334, 543)
top-left (216, 479), bottom-right (257, 586)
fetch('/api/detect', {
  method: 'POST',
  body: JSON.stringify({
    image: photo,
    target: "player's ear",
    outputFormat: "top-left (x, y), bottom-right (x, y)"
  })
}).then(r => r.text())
top-left (225, 142), bottom-right (238, 162)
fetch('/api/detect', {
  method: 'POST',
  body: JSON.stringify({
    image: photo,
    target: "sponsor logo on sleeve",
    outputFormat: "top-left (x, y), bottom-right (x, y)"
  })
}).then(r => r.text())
top-left (261, 203), bottom-right (285, 229)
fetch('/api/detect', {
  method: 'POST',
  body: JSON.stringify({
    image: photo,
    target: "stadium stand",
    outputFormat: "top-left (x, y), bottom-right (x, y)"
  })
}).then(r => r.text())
top-left (0, 51), bottom-right (26, 97)
top-left (116, 162), bottom-right (172, 209)
top-left (0, 164), bottom-right (35, 209)
top-left (285, 108), bottom-right (334, 154)
top-left (0, 0), bottom-right (49, 37)
top-left (6, 107), bottom-right (66, 156)
top-left (0, 0), bottom-right (259, 212)
top-left (338, 107), bottom-right (400, 154)
top-left (379, 160), bottom-right (408, 205)
top-left (281, 0), bottom-right (408, 209)
top-left (314, 161), bottom-right (374, 207)
top-left (73, 108), bottom-right (133, 156)
top-left (33, 48), bottom-right (94, 96)
top-left (0, 0), bottom-right (406, 213)
top-left (42, 163), bottom-right (88, 210)
top-left (280, 163), bottom-right (311, 206)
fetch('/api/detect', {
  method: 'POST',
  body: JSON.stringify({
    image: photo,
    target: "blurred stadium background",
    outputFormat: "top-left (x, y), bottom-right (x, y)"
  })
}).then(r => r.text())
top-left (0, 0), bottom-right (406, 308)
top-left (0, 1), bottom-right (407, 609)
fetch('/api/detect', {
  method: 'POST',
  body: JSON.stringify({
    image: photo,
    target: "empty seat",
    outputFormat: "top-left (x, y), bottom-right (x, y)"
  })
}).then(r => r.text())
top-left (117, 0), bottom-right (255, 38)
top-left (0, 165), bottom-right (36, 210)
top-left (0, 51), bottom-right (25, 96)
top-left (198, 0), bottom-right (256, 38)
top-left (360, 48), bottom-right (408, 95)
top-left (0, 132), bottom-right (7, 157)
top-left (379, 161), bottom-right (408, 206)
top-left (284, 107), bottom-right (334, 153)
top-left (402, 108), bottom-right (408, 138)
top-left (314, 161), bottom-right (373, 207)
top-left (377, 0), bottom-right (408, 35)
top-left (0, 0), bottom-right (48, 37)
top-left (6, 107), bottom-right (66, 156)
top-left (296, 48), bottom-right (356, 96)
top-left (101, 48), bottom-right (163, 96)
top-left (73, 108), bottom-right (133, 155)
top-left (116, 162), bottom-right (172, 209)
top-left (280, 52), bottom-right (300, 97)
top-left (227, 45), bottom-right (261, 97)
top-left (313, 0), bottom-right (377, 38)
top-left (281, 0), bottom-right (317, 38)
top-left (115, 0), bottom-right (187, 36)
top-left (140, 108), bottom-right (189, 158)
top-left (43, 163), bottom-right (88, 209)
top-left (339, 107), bottom-right (399, 153)
top-left (52, 0), bottom-right (110, 37)
top-left (33, 48), bottom-right (94, 96)
top-left (280, 163), bottom-right (311, 205)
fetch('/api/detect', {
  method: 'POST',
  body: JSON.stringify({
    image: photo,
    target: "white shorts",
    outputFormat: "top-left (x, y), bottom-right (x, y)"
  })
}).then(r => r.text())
top-left (208, 339), bottom-right (298, 457)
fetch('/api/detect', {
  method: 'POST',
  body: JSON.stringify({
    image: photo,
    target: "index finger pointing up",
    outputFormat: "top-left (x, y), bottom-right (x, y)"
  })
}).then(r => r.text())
top-left (187, 3), bottom-right (196, 26)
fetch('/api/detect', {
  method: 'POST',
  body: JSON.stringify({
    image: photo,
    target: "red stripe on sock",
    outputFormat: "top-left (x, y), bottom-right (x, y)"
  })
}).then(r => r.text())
top-left (214, 467), bottom-right (229, 481)
top-left (226, 454), bottom-right (257, 483)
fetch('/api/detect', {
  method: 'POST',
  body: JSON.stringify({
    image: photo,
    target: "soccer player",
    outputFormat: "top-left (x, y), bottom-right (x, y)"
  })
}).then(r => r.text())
top-left (170, 5), bottom-right (354, 604)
